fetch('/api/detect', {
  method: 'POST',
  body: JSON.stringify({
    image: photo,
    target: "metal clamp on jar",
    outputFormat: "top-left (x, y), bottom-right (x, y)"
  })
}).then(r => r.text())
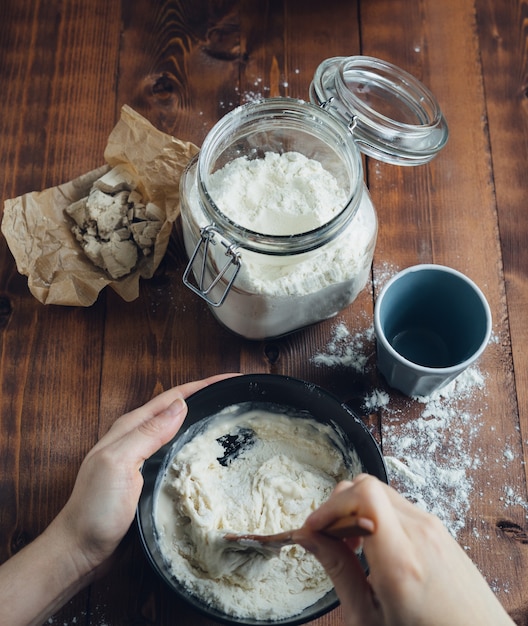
top-left (181, 56), bottom-right (448, 340)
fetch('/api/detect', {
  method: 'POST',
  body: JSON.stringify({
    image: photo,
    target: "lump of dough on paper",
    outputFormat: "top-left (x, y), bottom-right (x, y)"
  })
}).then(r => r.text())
top-left (65, 165), bottom-right (163, 280)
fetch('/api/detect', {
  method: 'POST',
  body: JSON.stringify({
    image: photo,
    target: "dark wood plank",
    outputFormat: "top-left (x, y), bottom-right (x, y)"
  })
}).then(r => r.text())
top-left (476, 2), bottom-right (528, 619)
top-left (361, 0), bottom-right (528, 619)
top-left (0, 2), bottom-right (121, 623)
top-left (119, 0), bottom-right (241, 145)
top-left (476, 0), bottom-right (528, 451)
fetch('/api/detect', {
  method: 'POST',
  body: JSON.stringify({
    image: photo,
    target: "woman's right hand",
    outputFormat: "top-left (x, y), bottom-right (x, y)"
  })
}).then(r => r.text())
top-left (294, 475), bottom-right (514, 626)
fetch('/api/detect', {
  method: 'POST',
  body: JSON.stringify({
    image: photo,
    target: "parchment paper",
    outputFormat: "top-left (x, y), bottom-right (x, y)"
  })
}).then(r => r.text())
top-left (1, 105), bottom-right (199, 306)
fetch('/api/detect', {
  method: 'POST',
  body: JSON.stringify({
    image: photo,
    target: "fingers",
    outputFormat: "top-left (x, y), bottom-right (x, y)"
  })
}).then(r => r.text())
top-left (295, 527), bottom-right (378, 624)
top-left (302, 476), bottom-right (422, 586)
top-left (303, 475), bottom-right (372, 531)
top-left (87, 373), bottom-right (241, 466)
top-left (110, 395), bottom-right (190, 468)
top-left (101, 373), bottom-right (241, 444)
top-left (295, 487), bottom-right (385, 626)
top-left (295, 477), bottom-right (413, 625)
top-left (305, 474), bottom-right (418, 539)
top-left (133, 373), bottom-right (241, 421)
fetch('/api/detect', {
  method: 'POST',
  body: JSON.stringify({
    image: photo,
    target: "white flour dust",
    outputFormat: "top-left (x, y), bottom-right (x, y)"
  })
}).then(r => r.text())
top-left (312, 322), bottom-right (375, 371)
top-left (380, 369), bottom-right (486, 537)
top-left (47, 608), bottom-right (108, 626)
top-left (311, 317), bottom-right (516, 540)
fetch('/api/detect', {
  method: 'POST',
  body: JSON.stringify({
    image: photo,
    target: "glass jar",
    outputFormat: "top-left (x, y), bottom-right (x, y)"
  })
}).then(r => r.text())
top-left (180, 56), bottom-right (447, 340)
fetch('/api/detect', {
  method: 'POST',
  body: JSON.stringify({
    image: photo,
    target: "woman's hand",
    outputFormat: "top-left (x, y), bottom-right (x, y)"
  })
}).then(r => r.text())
top-left (53, 374), bottom-right (237, 576)
top-left (294, 475), bottom-right (514, 626)
top-left (0, 374), bottom-right (237, 626)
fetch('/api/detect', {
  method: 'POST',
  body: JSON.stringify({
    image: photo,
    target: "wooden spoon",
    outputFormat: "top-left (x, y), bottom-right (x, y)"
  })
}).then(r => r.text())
top-left (223, 514), bottom-right (374, 554)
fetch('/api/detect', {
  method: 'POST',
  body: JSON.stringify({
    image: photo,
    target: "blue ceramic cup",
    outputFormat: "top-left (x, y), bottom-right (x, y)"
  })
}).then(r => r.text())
top-left (374, 264), bottom-right (492, 397)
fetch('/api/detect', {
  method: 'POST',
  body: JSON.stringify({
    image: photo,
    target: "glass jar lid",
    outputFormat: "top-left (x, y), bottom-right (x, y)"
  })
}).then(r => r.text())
top-left (309, 56), bottom-right (448, 165)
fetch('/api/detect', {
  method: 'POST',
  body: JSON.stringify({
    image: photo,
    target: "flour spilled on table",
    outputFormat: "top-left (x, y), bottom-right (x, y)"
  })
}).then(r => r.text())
top-left (372, 368), bottom-right (486, 538)
top-left (312, 316), bottom-right (500, 540)
top-left (312, 321), bottom-right (375, 371)
top-left (47, 609), bottom-right (108, 626)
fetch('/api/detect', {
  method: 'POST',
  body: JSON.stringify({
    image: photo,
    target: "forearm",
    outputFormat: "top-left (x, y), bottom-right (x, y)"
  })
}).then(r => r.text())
top-left (0, 517), bottom-right (97, 626)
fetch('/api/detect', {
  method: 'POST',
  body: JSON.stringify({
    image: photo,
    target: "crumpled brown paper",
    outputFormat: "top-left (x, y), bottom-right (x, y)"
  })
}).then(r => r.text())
top-left (1, 105), bottom-right (199, 306)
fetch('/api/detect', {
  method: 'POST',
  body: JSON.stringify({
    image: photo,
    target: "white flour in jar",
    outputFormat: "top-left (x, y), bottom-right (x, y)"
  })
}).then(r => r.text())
top-left (184, 151), bottom-right (377, 338)
top-left (208, 151), bottom-right (347, 235)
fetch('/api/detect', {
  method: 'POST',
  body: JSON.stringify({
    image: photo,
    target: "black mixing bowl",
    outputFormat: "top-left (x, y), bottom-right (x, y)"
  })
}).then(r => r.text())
top-left (137, 374), bottom-right (387, 626)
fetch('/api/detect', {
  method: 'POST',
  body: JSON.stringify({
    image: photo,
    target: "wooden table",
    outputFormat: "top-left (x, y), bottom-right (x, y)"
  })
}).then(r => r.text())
top-left (1, 1), bottom-right (527, 624)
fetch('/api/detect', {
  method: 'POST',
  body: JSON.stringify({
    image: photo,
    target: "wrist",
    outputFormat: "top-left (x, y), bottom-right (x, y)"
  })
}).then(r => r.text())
top-left (46, 509), bottom-right (107, 584)
top-left (0, 517), bottom-right (99, 626)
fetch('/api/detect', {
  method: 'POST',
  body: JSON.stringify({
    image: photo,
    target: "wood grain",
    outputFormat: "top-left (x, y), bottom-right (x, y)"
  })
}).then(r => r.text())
top-left (1, 0), bottom-right (527, 624)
